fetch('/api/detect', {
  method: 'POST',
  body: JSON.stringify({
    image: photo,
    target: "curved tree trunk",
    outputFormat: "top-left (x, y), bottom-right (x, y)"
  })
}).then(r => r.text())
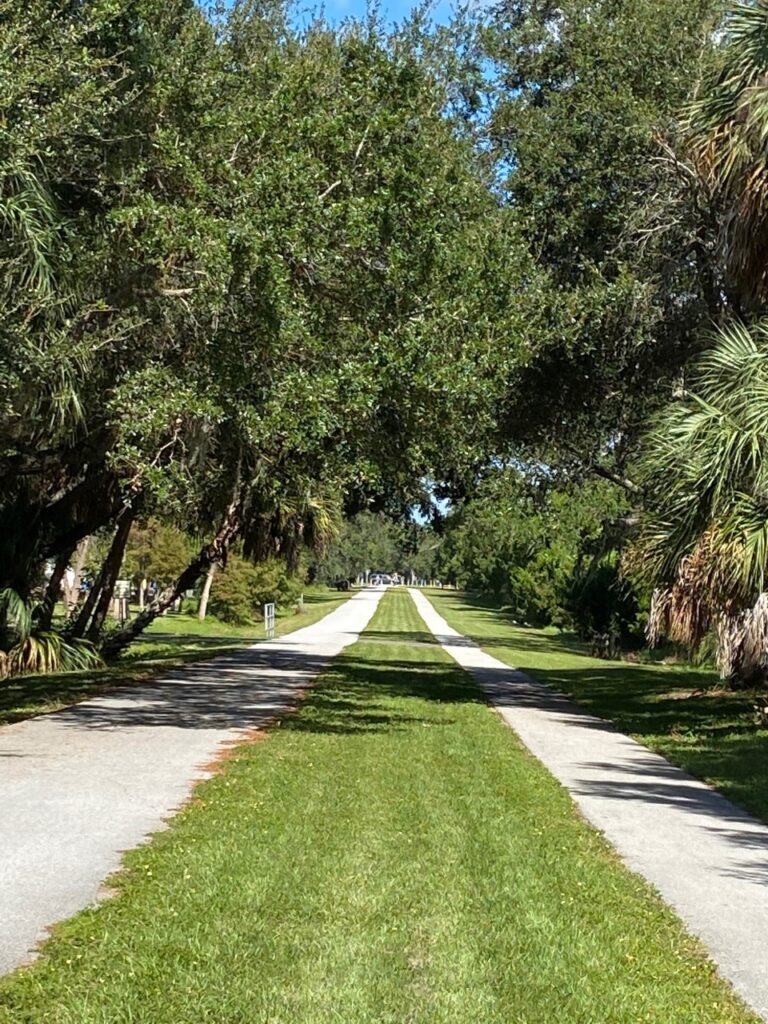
top-left (36, 544), bottom-right (75, 632)
top-left (71, 509), bottom-right (135, 640)
top-left (197, 563), bottom-right (216, 621)
top-left (62, 536), bottom-right (91, 615)
top-left (71, 562), bottom-right (106, 639)
top-left (101, 498), bottom-right (242, 659)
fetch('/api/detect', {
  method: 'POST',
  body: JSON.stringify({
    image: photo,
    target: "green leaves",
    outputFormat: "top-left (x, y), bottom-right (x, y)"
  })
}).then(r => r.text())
top-left (433, 467), bottom-right (633, 634)
top-left (486, 0), bottom-right (721, 468)
top-left (684, 1), bottom-right (768, 304)
top-left (0, 0), bottom-right (516, 604)
top-left (0, 587), bottom-right (103, 679)
top-left (632, 319), bottom-right (768, 678)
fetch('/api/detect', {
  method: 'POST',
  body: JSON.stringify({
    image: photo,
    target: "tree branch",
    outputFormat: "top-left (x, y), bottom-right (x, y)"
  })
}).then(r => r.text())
top-left (589, 463), bottom-right (643, 496)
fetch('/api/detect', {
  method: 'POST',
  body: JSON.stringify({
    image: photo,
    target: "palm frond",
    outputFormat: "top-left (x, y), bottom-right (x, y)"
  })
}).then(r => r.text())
top-left (631, 318), bottom-right (768, 680)
top-left (3, 633), bottom-right (103, 679)
top-left (684, 2), bottom-right (768, 301)
top-left (0, 160), bottom-right (59, 301)
top-left (0, 588), bottom-right (33, 641)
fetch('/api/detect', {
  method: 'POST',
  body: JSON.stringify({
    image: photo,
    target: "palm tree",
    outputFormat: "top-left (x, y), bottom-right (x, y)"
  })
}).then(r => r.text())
top-left (685, 1), bottom-right (768, 307)
top-left (241, 483), bottom-right (342, 572)
top-left (630, 319), bottom-right (768, 684)
top-left (0, 587), bottom-right (103, 680)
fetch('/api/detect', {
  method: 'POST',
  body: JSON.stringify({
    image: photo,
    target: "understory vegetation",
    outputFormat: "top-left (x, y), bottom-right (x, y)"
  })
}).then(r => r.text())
top-left (0, 591), bottom-right (757, 1024)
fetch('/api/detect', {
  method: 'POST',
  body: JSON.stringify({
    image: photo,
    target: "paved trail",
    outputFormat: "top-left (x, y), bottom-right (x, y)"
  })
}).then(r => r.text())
top-left (0, 588), bottom-right (383, 976)
top-left (410, 588), bottom-right (768, 1022)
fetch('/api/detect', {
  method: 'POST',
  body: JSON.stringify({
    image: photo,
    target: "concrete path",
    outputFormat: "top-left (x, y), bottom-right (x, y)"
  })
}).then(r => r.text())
top-left (0, 588), bottom-right (383, 976)
top-left (410, 588), bottom-right (768, 1021)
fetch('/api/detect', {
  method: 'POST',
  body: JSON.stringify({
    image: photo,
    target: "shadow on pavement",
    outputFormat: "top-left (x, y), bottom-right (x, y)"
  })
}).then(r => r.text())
top-left (51, 647), bottom-right (328, 731)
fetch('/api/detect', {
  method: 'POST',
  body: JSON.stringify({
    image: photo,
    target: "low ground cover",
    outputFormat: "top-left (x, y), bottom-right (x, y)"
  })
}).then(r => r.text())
top-left (0, 590), bottom-right (756, 1023)
top-left (427, 589), bottom-right (768, 825)
top-left (0, 588), bottom-right (346, 727)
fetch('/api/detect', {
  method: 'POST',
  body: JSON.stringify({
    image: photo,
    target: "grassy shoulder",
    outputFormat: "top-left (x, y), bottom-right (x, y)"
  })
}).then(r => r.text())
top-left (426, 588), bottom-right (768, 825)
top-left (0, 590), bottom-right (758, 1023)
top-left (0, 588), bottom-right (347, 727)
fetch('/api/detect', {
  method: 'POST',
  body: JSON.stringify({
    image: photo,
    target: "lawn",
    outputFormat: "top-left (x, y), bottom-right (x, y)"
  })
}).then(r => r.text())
top-left (0, 590), bottom-right (757, 1023)
top-left (0, 587), bottom-right (347, 727)
top-left (426, 588), bottom-right (768, 826)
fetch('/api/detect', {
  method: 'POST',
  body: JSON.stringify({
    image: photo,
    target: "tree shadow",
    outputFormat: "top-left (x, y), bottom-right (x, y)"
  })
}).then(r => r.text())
top-left (281, 646), bottom-right (475, 734)
top-left (423, 647), bottom-right (768, 872)
top-left (434, 592), bottom-right (768, 822)
top-left (0, 635), bottom-right (254, 727)
top-left (519, 660), bottom-right (758, 746)
top-left (283, 698), bottom-right (453, 735)
top-left (46, 647), bottom-right (329, 731)
top-left (425, 592), bottom-right (594, 657)
top-left (17, 639), bottom-right (473, 735)
top-left (568, 754), bottom-right (768, 882)
top-left (361, 629), bottom-right (436, 647)
top-left (135, 634), bottom-right (261, 647)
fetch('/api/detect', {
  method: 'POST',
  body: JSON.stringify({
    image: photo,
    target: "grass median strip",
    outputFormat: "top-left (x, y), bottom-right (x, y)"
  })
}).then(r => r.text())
top-left (426, 588), bottom-right (768, 826)
top-left (0, 589), bottom-right (757, 1023)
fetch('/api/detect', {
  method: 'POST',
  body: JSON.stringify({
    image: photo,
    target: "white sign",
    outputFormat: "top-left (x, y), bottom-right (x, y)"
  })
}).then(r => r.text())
top-left (264, 602), bottom-right (276, 640)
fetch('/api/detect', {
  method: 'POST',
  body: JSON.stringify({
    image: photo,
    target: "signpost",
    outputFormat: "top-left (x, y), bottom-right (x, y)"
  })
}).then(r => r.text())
top-left (264, 602), bottom-right (276, 640)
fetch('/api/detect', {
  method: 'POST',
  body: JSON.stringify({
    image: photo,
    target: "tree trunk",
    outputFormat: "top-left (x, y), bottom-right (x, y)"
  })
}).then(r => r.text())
top-left (197, 563), bottom-right (216, 621)
top-left (71, 510), bottom-right (134, 639)
top-left (86, 512), bottom-right (134, 641)
top-left (71, 561), bottom-right (106, 639)
top-left (101, 500), bottom-right (242, 659)
top-left (36, 545), bottom-right (75, 632)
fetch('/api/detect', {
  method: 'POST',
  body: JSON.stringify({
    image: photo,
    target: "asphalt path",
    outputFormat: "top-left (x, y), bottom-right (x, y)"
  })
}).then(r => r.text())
top-left (0, 587), bottom-right (384, 976)
top-left (410, 587), bottom-right (768, 1022)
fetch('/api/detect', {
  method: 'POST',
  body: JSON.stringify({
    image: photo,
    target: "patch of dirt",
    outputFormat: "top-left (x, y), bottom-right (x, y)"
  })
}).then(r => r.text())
top-left (197, 726), bottom-right (272, 774)
top-left (659, 687), bottom-right (743, 701)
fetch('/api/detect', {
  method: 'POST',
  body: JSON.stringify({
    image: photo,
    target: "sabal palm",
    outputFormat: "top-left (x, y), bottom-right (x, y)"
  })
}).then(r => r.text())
top-left (1, 158), bottom-right (92, 441)
top-left (685, 1), bottom-right (768, 305)
top-left (632, 319), bottom-right (768, 682)
top-left (0, 587), bottom-right (102, 680)
top-left (242, 481), bottom-right (342, 570)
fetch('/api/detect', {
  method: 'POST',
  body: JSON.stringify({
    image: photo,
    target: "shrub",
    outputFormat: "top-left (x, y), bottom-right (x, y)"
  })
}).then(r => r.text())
top-left (209, 555), bottom-right (303, 625)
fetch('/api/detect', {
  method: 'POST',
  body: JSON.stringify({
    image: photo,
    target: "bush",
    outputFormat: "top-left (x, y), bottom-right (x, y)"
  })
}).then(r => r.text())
top-left (209, 555), bottom-right (303, 625)
top-left (566, 559), bottom-right (643, 647)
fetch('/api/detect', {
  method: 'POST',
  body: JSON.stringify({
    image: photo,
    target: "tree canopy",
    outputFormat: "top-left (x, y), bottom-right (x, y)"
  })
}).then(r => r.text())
top-left (5, 0), bottom-right (768, 684)
top-left (0, 0), bottom-right (514, 656)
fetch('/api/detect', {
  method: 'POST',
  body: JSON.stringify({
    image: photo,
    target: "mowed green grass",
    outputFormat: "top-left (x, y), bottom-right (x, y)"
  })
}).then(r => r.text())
top-left (0, 588), bottom-right (346, 726)
top-left (427, 589), bottom-right (768, 825)
top-left (0, 590), bottom-right (756, 1023)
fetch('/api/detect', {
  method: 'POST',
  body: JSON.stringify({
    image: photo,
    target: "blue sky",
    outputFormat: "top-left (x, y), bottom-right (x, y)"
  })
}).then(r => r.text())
top-left (296, 0), bottom-right (457, 28)
top-left (215, 0), bottom-right (463, 32)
